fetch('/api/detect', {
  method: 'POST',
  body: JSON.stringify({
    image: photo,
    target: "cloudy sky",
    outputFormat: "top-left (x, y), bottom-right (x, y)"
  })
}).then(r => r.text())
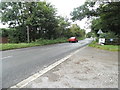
top-left (46, 0), bottom-right (91, 33)
top-left (46, 0), bottom-right (85, 18)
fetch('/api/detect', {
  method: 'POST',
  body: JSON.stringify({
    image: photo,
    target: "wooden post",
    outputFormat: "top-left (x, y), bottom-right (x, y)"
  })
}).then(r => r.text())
top-left (27, 26), bottom-right (30, 43)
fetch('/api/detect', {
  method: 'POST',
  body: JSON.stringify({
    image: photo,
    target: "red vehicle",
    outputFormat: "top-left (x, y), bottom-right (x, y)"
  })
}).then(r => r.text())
top-left (68, 37), bottom-right (78, 43)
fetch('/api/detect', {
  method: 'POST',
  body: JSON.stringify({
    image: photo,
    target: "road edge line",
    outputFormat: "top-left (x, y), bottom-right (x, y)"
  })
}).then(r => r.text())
top-left (10, 46), bottom-right (87, 88)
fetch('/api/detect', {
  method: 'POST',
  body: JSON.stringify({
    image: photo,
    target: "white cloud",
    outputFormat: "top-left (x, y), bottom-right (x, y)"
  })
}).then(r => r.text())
top-left (46, 0), bottom-right (85, 18)
top-left (0, 23), bottom-right (9, 28)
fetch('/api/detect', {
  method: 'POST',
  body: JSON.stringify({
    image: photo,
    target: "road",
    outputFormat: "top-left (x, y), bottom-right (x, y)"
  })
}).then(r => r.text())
top-left (1, 38), bottom-right (92, 88)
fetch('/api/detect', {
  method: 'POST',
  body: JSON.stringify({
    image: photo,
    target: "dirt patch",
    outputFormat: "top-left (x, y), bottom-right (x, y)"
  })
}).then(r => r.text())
top-left (24, 47), bottom-right (118, 88)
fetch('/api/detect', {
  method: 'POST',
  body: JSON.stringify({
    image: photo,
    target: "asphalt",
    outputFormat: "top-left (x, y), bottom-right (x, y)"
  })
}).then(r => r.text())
top-left (1, 38), bottom-right (92, 88)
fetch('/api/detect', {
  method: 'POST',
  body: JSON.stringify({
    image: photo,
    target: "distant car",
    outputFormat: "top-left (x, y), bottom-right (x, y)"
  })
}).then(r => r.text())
top-left (68, 37), bottom-right (78, 43)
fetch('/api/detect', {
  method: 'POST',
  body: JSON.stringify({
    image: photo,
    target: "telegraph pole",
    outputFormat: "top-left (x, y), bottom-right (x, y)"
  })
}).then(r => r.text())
top-left (27, 26), bottom-right (30, 43)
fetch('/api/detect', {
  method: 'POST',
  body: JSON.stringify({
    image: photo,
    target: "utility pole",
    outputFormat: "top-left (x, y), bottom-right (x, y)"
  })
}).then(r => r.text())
top-left (27, 26), bottom-right (30, 43)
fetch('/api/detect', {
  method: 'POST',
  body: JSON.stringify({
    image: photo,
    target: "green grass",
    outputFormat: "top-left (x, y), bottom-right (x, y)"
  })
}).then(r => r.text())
top-left (0, 43), bottom-right (36, 50)
top-left (89, 41), bottom-right (120, 51)
top-left (0, 37), bottom-right (85, 51)
top-left (0, 38), bottom-right (68, 51)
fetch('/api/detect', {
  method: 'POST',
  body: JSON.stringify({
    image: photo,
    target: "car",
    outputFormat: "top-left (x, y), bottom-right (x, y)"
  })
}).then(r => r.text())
top-left (68, 37), bottom-right (78, 43)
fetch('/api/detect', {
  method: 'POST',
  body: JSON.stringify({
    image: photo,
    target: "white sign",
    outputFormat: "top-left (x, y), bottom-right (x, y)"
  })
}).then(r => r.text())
top-left (97, 29), bottom-right (103, 34)
top-left (99, 38), bottom-right (105, 44)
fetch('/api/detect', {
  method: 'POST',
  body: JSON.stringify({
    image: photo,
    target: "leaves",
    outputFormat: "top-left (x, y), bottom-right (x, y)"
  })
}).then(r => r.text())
top-left (71, 2), bottom-right (96, 21)
top-left (1, 1), bottom-right (85, 43)
top-left (71, 1), bottom-right (120, 37)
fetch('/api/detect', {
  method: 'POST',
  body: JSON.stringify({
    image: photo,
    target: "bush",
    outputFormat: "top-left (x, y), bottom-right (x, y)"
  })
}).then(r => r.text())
top-left (105, 38), bottom-right (120, 45)
top-left (98, 32), bottom-right (120, 45)
top-left (1, 38), bottom-right (68, 50)
top-left (0, 28), bottom-right (9, 37)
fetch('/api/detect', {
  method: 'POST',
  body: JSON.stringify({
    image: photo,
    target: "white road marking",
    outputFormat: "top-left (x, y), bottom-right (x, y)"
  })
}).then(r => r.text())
top-left (1, 56), bottom-right (12, 60)
top-left (10, 46), bottom-right (87, 88)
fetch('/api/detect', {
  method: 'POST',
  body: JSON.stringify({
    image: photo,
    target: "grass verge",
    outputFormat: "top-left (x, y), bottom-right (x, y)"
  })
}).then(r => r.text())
top-left (0, 38), bottom-right (68, 51)
top-left (0, 37), bottom-right (84, 51)
top-left (89, 41), bottom-right (120, 51)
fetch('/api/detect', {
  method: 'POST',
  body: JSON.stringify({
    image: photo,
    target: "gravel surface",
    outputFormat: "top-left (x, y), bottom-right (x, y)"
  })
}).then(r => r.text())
top-left (24, 47), bottom-right (118, 88)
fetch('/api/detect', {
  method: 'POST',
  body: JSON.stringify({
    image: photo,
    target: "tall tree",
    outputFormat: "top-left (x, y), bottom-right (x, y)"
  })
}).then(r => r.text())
top-left (56, 16), bottom-right (70, 37)
top-left (0, 2), bottom-right (60, 42)
top-left (67, 24), bottom-right (85, 38)
top-left (71, 1), bottom-right (120, 36)
top-left (99, 2), bottom-right (120, 35)
top-left (71, 2), bottom-right (96, 21)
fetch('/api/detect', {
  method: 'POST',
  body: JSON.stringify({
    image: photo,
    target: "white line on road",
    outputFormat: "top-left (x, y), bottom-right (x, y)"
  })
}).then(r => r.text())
top-left (1, 56), bottom-right (12, 60)
top-left (10, 46), bottom-right (87, 88)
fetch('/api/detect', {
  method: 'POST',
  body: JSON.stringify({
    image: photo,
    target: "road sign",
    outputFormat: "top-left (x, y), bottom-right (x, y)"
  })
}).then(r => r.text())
top-left (99, 38), bottom-right (105, 44)
top-left (97, 29), bottom-right (103, 34)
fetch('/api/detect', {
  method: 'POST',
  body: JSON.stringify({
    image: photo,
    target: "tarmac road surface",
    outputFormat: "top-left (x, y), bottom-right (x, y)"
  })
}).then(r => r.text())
top-left (1, 38), bottom-right (92, 88)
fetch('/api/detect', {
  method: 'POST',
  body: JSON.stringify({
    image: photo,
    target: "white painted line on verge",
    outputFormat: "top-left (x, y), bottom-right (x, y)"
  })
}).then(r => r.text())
top-left (10, 46), bottom-right (87, 88)
top-left (1, 56), bottom-right (12, 60)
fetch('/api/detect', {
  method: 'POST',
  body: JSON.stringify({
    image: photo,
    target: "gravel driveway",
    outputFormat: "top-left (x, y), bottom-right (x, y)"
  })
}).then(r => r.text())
top-left (24, 46), bottom-right (118, 88)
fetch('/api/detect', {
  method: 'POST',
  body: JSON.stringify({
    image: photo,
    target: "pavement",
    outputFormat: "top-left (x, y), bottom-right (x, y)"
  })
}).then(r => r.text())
top-left (11, 46), bottom-right (118, 88)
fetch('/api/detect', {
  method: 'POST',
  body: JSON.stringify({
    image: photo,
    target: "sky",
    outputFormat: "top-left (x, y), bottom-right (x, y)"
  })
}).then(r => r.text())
top-left (45, 0), bottom-right (91, 33)
top-left (46, 0), bottom-right (85, 18)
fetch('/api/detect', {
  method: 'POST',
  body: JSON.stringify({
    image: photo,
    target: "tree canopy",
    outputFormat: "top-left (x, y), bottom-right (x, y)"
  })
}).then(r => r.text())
top-left (0, 1), bottom-right (85, 43)
top-left (71, 1), bottom-right (120, 37)
top-left (1, 2), bottom-right (59, 41)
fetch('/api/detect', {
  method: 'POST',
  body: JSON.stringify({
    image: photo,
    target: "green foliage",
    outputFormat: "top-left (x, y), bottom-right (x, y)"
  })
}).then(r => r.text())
top-left (98, 31), bottom-right (118, 38)
top-left (71, 2), bottom-right (120, 37)
top-left (8, 27), bottom-right (27, 43)
top-left (0, 27), bottom-right (27, 43)
top-left (1, 1), bottom-right (85, 43)
top-left (99, 33), bottom-right (106, 38)
top-left (104, 32), bottom-right (118, 39)
top-left (86, 32), bottom-right (96, 38)
top-left (100, 2), bottom-right (120, 36)
top-left (91, 18), bottom-right (103, 35)
top-left (55, 16), bottom-right (70, 38)
top-left (0, 2), bottom-right (60, 41)
top-left (0, 28), bottom-right (9, 37)
top-left (66, 24), bottom-right (85, 38)
top-left (0, 38), bottom-right (68, 50)
top-left (71, 2), bottom-right (96, 21)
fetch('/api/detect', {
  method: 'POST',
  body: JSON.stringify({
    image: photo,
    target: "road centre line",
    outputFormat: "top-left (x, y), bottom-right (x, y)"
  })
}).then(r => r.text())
top-left (10, 46), bottom-right (87, 88)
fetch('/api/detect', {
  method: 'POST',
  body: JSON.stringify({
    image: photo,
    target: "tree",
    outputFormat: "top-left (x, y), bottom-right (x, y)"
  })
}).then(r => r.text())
top-left (67, 24), bottom-right (85, 38)
top-left (86, 31), bottom-right (96, 38)
top-left (71, 1), bottom-right (120, 37)
top-left (0, 2), bottom-right (61, 42)
top-left (91, 18), bottom-right (103, 36)
top-left (71, 2), bottom-right (96, 21)
top-left (99, 2), bottom-right (120, 35)
top-left (0, 28), bottom-right (9, 37)
top-left (55, 16), bottom-right (70, 38)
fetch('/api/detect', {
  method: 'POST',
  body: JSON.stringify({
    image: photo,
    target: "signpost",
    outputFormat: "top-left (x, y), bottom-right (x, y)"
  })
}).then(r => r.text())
top-left (97, 29), bottom-right (105, 45)
top-left (98, 38), bottom-right (105, 45)
top-left (27, 26), bottom-right (30, 43)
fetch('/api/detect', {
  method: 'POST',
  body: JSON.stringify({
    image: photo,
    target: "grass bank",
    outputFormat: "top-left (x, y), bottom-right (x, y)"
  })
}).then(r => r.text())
top-left (0, 37), bottom-right (84, 51)
top-left (89, 41), bottom-right (120, 51)
top-left (0, 38), bottom-right (68, 51)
